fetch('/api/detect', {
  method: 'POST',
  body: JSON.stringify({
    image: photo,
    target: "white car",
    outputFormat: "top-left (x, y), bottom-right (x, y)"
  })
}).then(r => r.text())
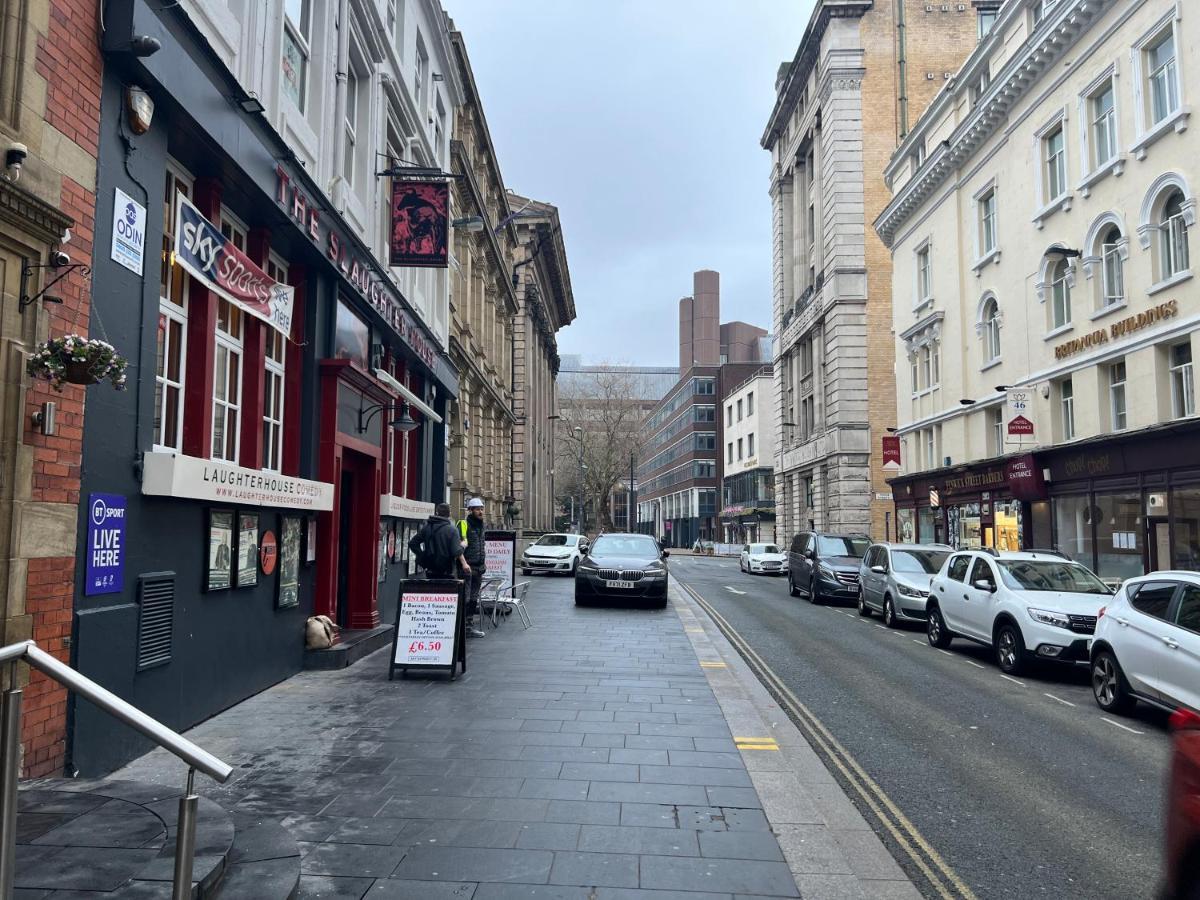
top-left (1090, 572), bottom-right (1200, 716)
top-left (521, 533), bottom-right (587, 576)
top-left (926, 549), bottom-right (1113, 675)
top-left (740, 542), bottom-right (788, 576)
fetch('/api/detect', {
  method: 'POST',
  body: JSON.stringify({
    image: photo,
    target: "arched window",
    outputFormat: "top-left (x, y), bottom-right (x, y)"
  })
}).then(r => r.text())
top-left (1050, 259), bottom-right (1071, 329)
top-left (983, 299), bottom-right (1001, 362)
top-left (1099, 225), bottom-right (1125, 308)
top-left (1161, 190), bottom-right (1191, 278)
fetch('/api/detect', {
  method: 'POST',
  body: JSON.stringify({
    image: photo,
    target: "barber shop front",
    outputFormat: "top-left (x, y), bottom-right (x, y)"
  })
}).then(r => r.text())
top-left (892, 420), bottom-right (1200, 585)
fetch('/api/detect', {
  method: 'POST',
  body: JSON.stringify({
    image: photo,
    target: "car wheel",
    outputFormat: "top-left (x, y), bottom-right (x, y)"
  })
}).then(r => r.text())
top-left (788, 573), bottom-right (800, 597)
top-left (994, 621), bottom-right (1027, 675)
top-left (1091, 650), bottom-right (1136, 714)
top-left (574, 591), bottom-right (589, 607)
top-left (522, 568), bottom-right (532, 576)
top-left (883, 596), bottom-right (897, 629)
top-left (927, 604), bottom-right (952, 648)
top-left (571, 559), bottom-right (579, 575)
top-left (857, 590), bottom-right (872, 617)
top-left (809, 581), bottom-right (822, 605)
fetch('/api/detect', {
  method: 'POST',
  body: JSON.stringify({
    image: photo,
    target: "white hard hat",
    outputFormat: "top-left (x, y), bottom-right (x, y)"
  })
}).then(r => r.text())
top-left (467, 497), bottom-right (485, 509)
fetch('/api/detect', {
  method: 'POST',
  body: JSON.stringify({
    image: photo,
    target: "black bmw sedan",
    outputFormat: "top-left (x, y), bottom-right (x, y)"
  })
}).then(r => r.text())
top-left (574, 533), bottom-right (669, 608)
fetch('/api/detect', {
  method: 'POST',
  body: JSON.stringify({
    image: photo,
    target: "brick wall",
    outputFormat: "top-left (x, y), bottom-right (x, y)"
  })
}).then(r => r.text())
top-left (17, 0), bottom-right (103, 778)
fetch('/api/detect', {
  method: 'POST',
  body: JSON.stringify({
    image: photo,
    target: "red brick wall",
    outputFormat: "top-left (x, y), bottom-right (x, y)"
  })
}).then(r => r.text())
top-left (19, 0), bottom-right (103, 778)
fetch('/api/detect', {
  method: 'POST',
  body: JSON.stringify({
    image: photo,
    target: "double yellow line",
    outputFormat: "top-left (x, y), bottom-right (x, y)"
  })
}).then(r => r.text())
top-left (678, 581), bottom-right (977, 900)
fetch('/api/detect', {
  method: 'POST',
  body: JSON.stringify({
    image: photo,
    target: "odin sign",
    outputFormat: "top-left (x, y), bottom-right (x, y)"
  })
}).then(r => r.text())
top-left (85, 493), bottom-right (126, 596)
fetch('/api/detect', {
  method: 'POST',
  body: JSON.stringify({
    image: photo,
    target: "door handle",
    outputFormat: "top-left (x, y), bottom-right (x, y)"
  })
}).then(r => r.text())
top-left (1164, 638), bottom-right (1179, 649)
top-left (962, 594), bottom-right (969, 600)
top-left (1114, 617), bottom-right (1129, 626)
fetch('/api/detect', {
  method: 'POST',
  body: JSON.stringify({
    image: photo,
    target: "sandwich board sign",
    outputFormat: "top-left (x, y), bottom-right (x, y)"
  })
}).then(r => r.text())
top-left (485, 529), bottom-right (516, 586)
top-left (389, 578), bottom-right (465, 680)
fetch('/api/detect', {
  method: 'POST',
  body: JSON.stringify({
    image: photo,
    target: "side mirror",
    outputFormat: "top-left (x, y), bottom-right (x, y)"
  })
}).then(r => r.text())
top-left (804, 549), bottom-right (815, 560)
top-left (973, 579), bottom-right (997, 593)
top-left (870, 565), bottom-right (887, 575)
top-left (662, 550), bottom-right (670, 558)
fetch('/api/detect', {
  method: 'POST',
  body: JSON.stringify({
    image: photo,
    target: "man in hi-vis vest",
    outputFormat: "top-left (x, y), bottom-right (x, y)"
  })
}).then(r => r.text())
top-left (458, 497), bottom-right (487, 638)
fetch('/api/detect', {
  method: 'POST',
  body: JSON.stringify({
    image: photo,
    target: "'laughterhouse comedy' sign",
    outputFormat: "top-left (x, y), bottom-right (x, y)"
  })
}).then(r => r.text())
top-left (174, 194), bottom-right (294, 335)
top-left (141, 452), bottom-right (334, 511)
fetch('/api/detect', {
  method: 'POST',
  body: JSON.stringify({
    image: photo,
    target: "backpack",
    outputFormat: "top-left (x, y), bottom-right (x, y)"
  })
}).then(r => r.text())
top-left (414, 520), bottom-right (455, 573)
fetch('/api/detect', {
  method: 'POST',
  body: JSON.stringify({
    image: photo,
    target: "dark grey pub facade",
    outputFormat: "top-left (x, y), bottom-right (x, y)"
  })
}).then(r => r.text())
top-left (74, 0), bottom-right (456, 774)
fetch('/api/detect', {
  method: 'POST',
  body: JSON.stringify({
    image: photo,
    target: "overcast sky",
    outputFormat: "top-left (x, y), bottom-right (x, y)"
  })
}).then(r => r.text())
top-left (443, 0), bottom-right (811, 368)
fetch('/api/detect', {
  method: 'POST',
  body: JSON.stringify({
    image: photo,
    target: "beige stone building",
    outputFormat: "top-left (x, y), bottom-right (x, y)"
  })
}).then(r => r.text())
top-left (509, 195), bottom-right (575, 534)
top-left (447, 29), bottom-right (518, 525)
top-left (763, 0), bottom-right (985, 543)
top-left (877, 0), bottom-right (1200, 579)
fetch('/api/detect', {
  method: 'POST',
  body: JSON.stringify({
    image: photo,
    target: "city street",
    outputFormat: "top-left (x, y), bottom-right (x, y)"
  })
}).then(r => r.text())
top-left (671, 555), bottom-right (1172, 900)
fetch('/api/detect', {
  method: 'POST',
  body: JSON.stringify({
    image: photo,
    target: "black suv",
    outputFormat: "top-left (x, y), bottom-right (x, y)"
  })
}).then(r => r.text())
top-left (787, 532), bottom-right (872, 604)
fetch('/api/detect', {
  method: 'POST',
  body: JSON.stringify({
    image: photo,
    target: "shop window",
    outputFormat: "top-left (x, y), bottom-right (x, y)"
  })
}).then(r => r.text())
top-left (1171, 342), bottom-right (1195, 419)
top-left (282, 0), bottom-right (310, 112)
top-left (333, 299), bottom-right (369, 367)
top-left (1053, 494), bottom-right (1095, 569)
top-left (993, 499), bottom-right (1022, 552)
top-left (1094, 491), bottom-right (1144, 582)
top-left (918, 506), bottom-right (936, 544)
top-left (155, 164), bottom-right (192, 452)
top-left (954, 503), bottom-right (982, 550)
top-left (1171, 486), bottom-right (1200, 571)
top-left (1109, 361), bottom-right (1127, 431)
top-left (897, 508), bottom-right (915, 543)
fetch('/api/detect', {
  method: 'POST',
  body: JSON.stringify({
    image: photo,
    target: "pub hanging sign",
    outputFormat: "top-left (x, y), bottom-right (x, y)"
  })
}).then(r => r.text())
top-left (389, 181), bottom-right (449, 269)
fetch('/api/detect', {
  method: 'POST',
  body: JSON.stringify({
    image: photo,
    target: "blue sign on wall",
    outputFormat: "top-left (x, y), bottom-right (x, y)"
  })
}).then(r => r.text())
top-left (85, 493), bottom-right (125, 596)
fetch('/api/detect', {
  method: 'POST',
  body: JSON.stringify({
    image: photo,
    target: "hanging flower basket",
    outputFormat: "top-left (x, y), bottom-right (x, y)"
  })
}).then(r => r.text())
top-left (26, 336), bottom-right (128, 391)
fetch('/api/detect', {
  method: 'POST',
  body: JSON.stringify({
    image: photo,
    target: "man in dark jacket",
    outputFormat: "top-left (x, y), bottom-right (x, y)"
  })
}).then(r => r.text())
top-left (408, 504), bottom-right (470, 580)
top-left (458, 497), bottom-right (487, 638)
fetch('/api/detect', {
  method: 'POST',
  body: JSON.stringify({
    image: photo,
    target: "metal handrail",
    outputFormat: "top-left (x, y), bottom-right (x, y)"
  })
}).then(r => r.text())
top-left (0, 640), bottom-right (233, 898)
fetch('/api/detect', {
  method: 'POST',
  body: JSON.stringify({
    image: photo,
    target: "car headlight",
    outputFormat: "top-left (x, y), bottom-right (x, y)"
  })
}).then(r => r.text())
top-left (896, 583), bottom-right (927, 598)
top-left (577, 560), bottom-right (598, 572)
top-left (1027, 607), bottom-right (1071, 629)
top-left (818, 563), bottom-right (836, 578)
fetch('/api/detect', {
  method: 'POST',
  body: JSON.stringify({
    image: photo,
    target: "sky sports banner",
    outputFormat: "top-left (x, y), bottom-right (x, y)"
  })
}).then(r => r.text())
top-left (174, 194), bottom-right (294, 334)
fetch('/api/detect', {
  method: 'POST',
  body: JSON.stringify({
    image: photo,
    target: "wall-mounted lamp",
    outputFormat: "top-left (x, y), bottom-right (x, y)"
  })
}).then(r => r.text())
top-left (1042, 246), bottom-right (1082, 264)
top-left (358, 402), bottom-right (419, 434)
top-left (452, 215), bottom-right (486, 233)
top-left (125, 86), bottom-right (155, 135)
top-left (959, 398), bottom-right (976, 406)
top-left (885, 427), bottom-right (899, 433)
top-left (32, 402), bottom-right (55, 436)
top-left (238, 92), bottom-right (266, 115)
top-left (127, 35), bottom-right (161, 57)
top-left (995, 384), bottom-right (1010, 392)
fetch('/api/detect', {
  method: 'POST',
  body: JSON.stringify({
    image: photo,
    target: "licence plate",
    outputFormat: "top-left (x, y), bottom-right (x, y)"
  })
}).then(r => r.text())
top-left (605, 580), bottom-right (636, 589)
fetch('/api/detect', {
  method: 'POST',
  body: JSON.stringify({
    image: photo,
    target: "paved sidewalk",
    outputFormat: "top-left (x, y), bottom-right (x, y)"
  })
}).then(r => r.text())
top-left (110, 575), bottom-right (913, 899)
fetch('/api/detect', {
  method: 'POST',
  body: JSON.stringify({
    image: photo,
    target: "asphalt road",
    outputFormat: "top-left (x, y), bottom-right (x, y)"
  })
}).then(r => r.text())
top-left (670, 555), bottom-right (1172, 900)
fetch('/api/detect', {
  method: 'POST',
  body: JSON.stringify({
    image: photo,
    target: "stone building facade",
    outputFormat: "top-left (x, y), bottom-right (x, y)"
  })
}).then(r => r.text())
top-left (0, 0), bottom-right (102, 777)
top-left (509, 195), bottom-right (574, 534)
top-left (763, 0), bottom-right (986, 544)
top-left (447, 29), bottom-right (518, 525)
top-left (877, 0), bottom-right (1200, 579)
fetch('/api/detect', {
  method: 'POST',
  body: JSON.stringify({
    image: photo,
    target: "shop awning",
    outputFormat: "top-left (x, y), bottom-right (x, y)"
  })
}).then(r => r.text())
top-left (374, 368), bottom-right (443, 424)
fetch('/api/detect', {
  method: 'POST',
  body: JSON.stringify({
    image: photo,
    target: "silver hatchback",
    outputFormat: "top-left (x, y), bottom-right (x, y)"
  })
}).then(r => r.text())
top-left (858, 543), bottom-right (953, 627)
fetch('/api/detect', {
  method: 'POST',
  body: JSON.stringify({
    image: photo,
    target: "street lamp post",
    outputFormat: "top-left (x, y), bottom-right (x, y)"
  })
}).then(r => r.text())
top-left (574, 426), bottom-right (585, 535)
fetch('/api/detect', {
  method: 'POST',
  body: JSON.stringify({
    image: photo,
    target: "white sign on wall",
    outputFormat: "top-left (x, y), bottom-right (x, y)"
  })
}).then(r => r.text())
top-left (384, 494), bottom-right (435, 520)
top-left (1005, 388), bottom-right (1036, 446)
top-left (141, 451), bottom-right (335, 511)
top-left (110, 188), bottom-right (147, 275)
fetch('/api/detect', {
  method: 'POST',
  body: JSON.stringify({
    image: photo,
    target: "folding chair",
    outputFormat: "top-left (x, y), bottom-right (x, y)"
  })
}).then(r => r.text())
top-left (493, 581), bottom-right (532, 629)
top-left (478, 576), bottom-right (509, 630)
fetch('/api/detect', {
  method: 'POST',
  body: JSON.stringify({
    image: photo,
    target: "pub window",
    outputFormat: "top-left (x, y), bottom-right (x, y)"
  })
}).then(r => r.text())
top-left (263, 254), bottom-right (289, 472)
top-left (344, 66), bottom-right (360, 186)
top-left (214, 210), bottom-right (248, 463)
top-left (282, 0), bottom-right (310, 112)
top-left (1109, 360), bottom-right (1127, 431)
top-left (155, 163), bottom-right (192, 452)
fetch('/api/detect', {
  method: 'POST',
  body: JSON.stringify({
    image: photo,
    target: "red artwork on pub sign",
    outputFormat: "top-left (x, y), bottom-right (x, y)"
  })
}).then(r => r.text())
top-left (389, 181), bottom-right (449, 268)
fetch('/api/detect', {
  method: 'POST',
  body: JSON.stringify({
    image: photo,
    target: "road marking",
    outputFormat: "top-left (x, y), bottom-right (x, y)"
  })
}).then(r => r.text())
top-left (874, 623), bottom-right (887, 629)
top-left (936, 649), bottom-right (954, 658)
top-left (1044, 692), bottom-right (1076, 707)
top-left (963, 660), bottom-right (986, 669)
top-left (999, 674), bottom-right (1026, 687)
top-left (677, 580), bottom-right (977, 900)
top-left (913, 639), bottom-right (926, 645)
top-left (685, 628), bottom-right (704, 633)
top-left (735, 737), bottom-right (780, 751)
top-left (699, 661), bottom-right (727, 668)
top-left (1101, 717), bottom-right (1145, 735)
top-left (724, 586), bottom-right (746, 595)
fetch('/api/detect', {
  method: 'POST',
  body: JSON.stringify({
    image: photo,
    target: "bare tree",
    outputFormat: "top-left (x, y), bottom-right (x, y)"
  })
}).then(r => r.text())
top-left (555, 365), bottom-right (652, 533)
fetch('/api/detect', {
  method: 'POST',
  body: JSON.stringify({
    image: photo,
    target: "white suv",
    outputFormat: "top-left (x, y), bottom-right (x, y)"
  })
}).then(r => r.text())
top-left (1090, 572), bottom-right (1200, 716)
top-left (927, 549), bottom-right (1113, 675)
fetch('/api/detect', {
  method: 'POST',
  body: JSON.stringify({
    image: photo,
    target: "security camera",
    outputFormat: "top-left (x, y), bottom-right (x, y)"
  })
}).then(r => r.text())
top-left (50, 249), bottom-right (70, 268)
top-left (5, 143), bottom-right (27, 177)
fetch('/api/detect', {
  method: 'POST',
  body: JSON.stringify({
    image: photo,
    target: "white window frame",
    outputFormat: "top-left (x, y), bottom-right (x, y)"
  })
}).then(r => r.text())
top-left (1050, 259), bottom-right (1072, 331)
top-left (1130, 13), bottom-right (1190, 160)
top-left (1161, 191), bottom-right (1191, 280)
top-left (1109, 360), bottom-right (1127, 431)
top-left (213, 208), bottom-right (248, 463)
top-left (263, 253), bottom-right (288, 473)
top-left (1076, 64), bottom-right (1124, 195)
top-left (1171, 342), bottom-right (1195, 419)
top-left (1032, 110), bottom-right (1072, 227)
top-left (282, 0), bottom-right (311, 113)
top-left (1100, 227), bottom-right (1126, 310)
top-left (973, 179), bottom-right (999, 271)
top-left (344, 66), bottom-right (360, 187)
top-left (983, 299), bottom-right (1001, 364)
top-left (1060, 377), bottom-right (1075, 441)
top-left (914, 240), bottom-right (933, 310)
top-left (155, 161), bottom-right (193, 453)
top-left (990, 407), bottom-right (1004, 454)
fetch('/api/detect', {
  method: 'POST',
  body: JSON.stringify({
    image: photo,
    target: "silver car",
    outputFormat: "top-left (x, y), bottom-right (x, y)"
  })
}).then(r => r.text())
top-left (857, 543), bottom-right (953, 627)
